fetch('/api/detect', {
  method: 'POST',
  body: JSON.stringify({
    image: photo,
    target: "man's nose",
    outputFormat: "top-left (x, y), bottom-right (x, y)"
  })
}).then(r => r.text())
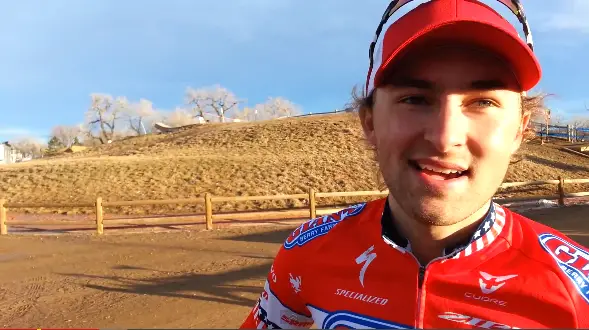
top-left (423, 97), bottom-right (468, 153)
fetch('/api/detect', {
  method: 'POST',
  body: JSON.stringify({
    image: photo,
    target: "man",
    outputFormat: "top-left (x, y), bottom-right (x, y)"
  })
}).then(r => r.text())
top-left (241, 0), bottom-right (589, 328)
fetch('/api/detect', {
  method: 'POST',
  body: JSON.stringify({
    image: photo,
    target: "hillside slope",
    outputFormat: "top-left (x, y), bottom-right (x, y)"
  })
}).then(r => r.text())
top-left (1, 113), bottom-right (588, 215)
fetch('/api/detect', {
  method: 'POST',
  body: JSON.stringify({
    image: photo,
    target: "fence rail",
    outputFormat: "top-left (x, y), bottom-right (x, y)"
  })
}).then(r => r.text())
top-left (532, 121), bottom-right (589, 142)
top-left (1, 176), bottom-right (588, 235)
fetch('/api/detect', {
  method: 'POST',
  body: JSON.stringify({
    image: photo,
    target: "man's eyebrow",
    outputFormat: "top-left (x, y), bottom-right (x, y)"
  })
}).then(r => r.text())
top-left (470, 79), bottom-right (509, 90)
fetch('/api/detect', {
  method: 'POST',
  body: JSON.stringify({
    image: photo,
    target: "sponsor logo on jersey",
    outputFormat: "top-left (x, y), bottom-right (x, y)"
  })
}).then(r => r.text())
top-left (335, 288), bottom-right (388, 306)
top-left (289, 273), bottom-right (302, 294)
top-left (438, 311), bottom-right (518, 329)
top-left (539, 233), bottom-right (589, 304)
top-left (280, 314), bottom-right (314, 328)
top-left (283, 203), bottom-right (366, 249)
top-left (318, 309), bottom-right (411, 329)
top-left (464, 292), bottom-right (507, 307)
top-left (479, 271), bottom-right (518, 294)
top-left (356, 245), bottom-right (377, 287)
top-left (270, 264), bottom-right (277, 283)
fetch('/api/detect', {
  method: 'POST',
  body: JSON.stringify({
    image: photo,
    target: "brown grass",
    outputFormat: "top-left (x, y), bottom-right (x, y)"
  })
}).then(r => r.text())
top-left (1, 113), bottom-right (588, 215)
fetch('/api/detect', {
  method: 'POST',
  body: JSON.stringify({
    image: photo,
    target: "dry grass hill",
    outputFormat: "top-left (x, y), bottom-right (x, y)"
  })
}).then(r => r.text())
top-left (1, 112), bottom-right (588, 216)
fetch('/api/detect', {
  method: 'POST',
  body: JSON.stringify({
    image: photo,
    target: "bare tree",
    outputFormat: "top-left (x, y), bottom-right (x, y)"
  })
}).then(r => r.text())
top-left (530, 107), bottom-right (550, 125)
top-left (51, 125), bottom-right (82, 148)
top-left (185, 85), bottom-right (243, 123)
top-left (163, 107), bottom-right (201, 127)
top-left (569, 116), bottom-right (589, 128)
top-left (122, 98), bottom-right (160, 135)
top-left (12, 137), bottom-right (47, 159)
top-left (235, 107), bottom-right (257, 122)
top-left (85, 93), bottom-right (125, 144)
top-left (253, 97), bottom-right (302, 121)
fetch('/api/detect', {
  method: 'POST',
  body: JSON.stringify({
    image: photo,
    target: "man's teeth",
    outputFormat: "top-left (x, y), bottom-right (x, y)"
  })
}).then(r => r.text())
top-left (418, 164), bottom-right (464, 175)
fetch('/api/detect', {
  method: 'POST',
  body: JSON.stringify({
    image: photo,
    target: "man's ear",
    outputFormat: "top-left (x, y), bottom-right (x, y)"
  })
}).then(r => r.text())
top-left (511, 109), bottom-right (531, 155)
top-left (359, 105), bottom-right (377, 147)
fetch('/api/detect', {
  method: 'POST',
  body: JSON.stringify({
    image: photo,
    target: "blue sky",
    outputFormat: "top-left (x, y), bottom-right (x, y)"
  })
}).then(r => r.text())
top-left (1, 0), bottom-right (588, 142)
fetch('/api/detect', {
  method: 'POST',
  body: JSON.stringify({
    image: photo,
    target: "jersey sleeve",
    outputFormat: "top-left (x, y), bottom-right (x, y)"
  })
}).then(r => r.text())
top-left (239, 244), bottom-right (314, 329)
top-left (572, 293), bottom-right (589, 327)
top-left (536, 231), bottom-right (589, 327)
top-left (567, 245), bottom-right (589, 327)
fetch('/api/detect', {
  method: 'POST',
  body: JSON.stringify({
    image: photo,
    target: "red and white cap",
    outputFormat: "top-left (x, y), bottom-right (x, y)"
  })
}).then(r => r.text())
top-left (365, 0), bottom-right (542, 94)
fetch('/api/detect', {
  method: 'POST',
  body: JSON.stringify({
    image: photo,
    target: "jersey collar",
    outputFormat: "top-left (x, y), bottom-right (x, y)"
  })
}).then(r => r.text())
top-left (380, 198), bottom-right (506, 258)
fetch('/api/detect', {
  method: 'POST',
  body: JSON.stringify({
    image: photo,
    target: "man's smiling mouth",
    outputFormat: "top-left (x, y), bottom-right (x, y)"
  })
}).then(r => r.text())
top-left (408, 159), bottom-right (470, 181)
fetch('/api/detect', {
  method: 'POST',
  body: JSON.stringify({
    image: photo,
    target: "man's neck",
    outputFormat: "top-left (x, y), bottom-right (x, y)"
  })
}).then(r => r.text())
top-left (387, 195), bottom-right (492, 265)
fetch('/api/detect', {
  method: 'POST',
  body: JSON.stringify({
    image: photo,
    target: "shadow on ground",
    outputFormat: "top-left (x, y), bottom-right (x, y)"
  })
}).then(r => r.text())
top-left (59, 261), bottom-right (272, 307)
top-left (525, 155), bottom-right (589, 173)
top-left (221, 227), bottom-right (294, 244)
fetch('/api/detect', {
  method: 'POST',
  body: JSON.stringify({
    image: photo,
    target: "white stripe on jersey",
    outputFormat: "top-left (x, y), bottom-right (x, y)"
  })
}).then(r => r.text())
top-left (255, 280), bottom-right (314, 329)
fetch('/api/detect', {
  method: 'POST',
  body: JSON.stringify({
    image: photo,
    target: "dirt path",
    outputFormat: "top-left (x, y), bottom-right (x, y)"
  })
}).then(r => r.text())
top-left (1, 205), bottom-right (588, 329)
top-left (0, 225), bottom-right (295, 328)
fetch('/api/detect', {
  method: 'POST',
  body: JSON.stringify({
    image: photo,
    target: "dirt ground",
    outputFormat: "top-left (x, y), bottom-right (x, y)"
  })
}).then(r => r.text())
top-left (1, 204), bottom-right (589, 329)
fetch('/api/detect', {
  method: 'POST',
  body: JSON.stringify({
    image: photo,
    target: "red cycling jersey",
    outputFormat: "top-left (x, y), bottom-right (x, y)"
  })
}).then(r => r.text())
top-left (240, 197), bottom-right (589, 328)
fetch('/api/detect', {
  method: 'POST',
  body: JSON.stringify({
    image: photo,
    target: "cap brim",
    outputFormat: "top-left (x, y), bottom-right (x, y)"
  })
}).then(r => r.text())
top-left (376, 21), bottom-right (542, 91)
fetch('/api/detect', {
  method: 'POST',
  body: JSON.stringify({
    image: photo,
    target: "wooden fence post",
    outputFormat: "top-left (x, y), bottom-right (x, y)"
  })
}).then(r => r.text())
top-left (558, 176), bottom-right (566, 206)
top-left (0, 199), bottom-right (7, 235)
top-left (309, 188), bottom-right (316, 219)
top-left (205, 193), bottom-right (213, 230)
top-left (95, 197), bottom-right (104, 235)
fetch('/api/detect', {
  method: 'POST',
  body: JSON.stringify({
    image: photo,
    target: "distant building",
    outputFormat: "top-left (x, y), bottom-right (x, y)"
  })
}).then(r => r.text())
top-left (196, 115), bottom-right (206, 124)
top-left (0, 142), bottom-right (27, 164)
top-left (0, 142), bottom-right (14, 164)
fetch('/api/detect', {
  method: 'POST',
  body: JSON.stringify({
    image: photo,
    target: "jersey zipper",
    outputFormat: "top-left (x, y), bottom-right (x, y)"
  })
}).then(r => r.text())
top-left (409, 254), bottom-right (449, 328)
top-left (382, 235), bottom-right (454, 327)
top-left (418, 266), bottom-right (426, 288)
top-left (414, 246), bottom-right (477, 327)
top-left (415, 265), bottom-right (425, 327)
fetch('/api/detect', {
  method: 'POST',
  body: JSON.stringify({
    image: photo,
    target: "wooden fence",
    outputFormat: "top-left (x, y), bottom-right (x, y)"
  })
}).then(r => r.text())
top-left (532, 122), bottom-right (589, 142)
top-left (1, 177), bottom-right (589, 235)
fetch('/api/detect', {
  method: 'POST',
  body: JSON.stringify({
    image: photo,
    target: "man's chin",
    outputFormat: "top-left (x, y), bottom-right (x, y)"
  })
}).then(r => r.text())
top-left (398, 195), bottom-right (482, 226)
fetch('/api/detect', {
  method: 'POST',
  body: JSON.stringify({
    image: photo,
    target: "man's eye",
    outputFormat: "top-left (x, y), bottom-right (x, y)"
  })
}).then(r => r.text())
top-left (473, 99), bottom-right (497, 107)
top-left (399, 96), bottom-right (428, 105)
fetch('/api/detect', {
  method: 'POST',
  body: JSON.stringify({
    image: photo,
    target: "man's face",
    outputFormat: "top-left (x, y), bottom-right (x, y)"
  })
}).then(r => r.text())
top-left (360, 44), bottom-right (530, 226)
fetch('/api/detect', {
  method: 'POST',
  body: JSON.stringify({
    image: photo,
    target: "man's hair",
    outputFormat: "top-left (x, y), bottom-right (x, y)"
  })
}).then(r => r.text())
top-left (347, 85), bottom-right (551, 190)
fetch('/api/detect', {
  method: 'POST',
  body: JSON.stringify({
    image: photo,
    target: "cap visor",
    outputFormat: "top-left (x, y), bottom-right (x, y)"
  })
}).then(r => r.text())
top-left (378, 21), bottom-right (541, 91)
